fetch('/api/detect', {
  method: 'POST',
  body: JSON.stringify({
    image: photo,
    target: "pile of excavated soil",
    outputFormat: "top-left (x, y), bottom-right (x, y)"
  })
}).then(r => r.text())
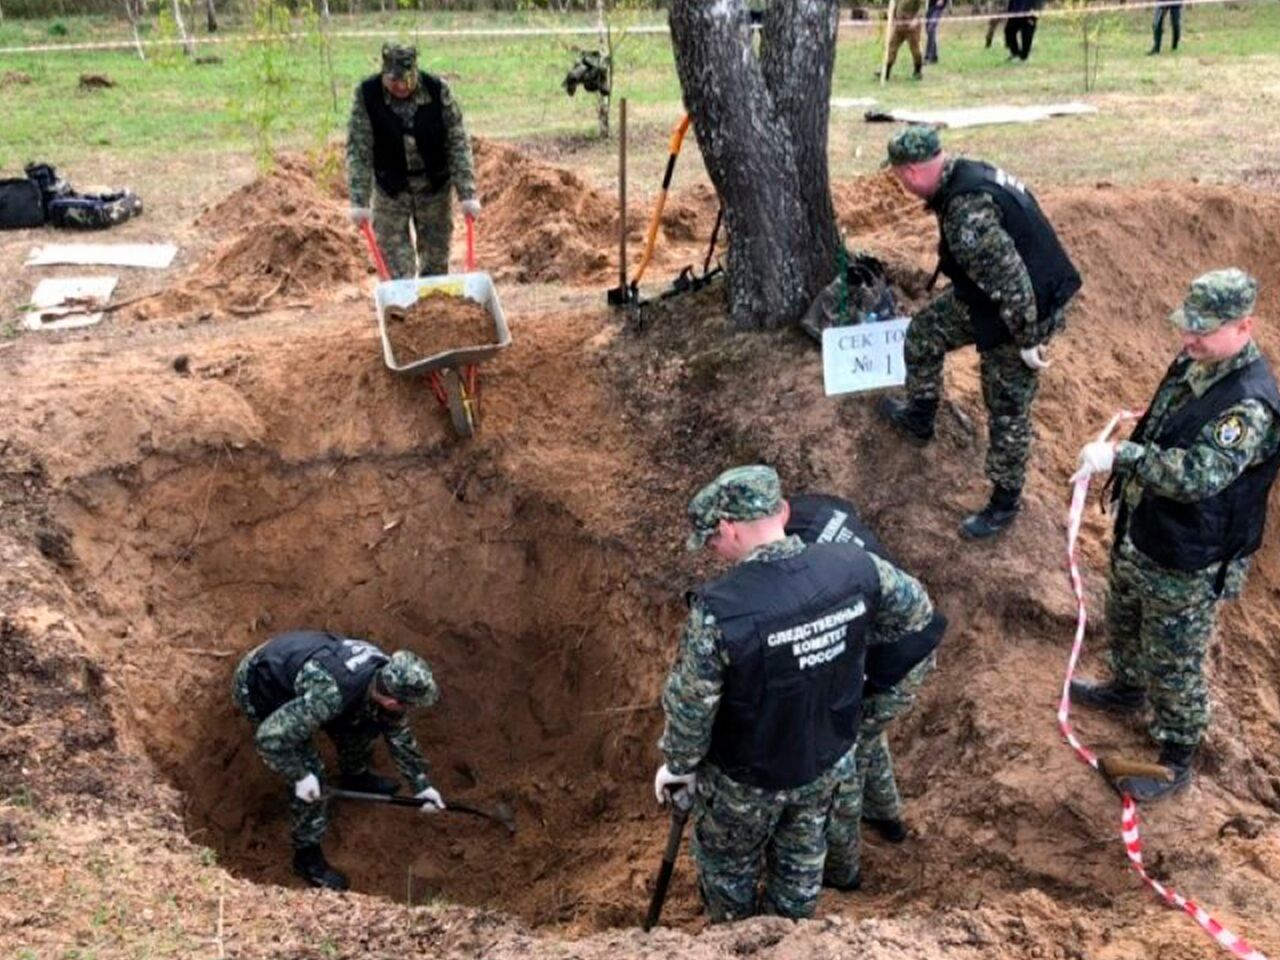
top-left (5, 160), bottom-right (1280, 959)
top-left (130, 153), bottom-right (366, 322)
top-left (385, 295), bottom-right (494, 362)
top-left (472, 137), bottom-right (714, 285)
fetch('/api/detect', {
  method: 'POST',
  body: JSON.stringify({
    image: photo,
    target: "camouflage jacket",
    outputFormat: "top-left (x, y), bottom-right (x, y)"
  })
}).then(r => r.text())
top-left (1114, 339), bottom-right (1280, 593)
top-left (254, 659), bottom-right (432, 791)
top-left (345, 74), bottom-right (477, 208)
top-left (659, 536), bottom-right (935, 777)
top-left (935, 159), bottom-right (1040, 347)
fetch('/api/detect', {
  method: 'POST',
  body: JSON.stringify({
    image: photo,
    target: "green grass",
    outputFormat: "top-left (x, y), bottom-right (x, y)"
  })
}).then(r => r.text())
top-left (0, 4), bottom-right (1277, 187)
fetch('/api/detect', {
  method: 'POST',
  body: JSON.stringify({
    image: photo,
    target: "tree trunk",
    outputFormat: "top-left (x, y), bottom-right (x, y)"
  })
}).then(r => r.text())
top-left (669, 0), bottom-right (841, 331)
top-left (123, 0), bottom-right (147, 60)
top-left (595, 0), bottom-right (610, 139)
top-left (205, 0), bottom-right (218, 32)
top-left (319, 0), bottom-right (331, 19)
top-left (171, 0), bottom-right (196, 56)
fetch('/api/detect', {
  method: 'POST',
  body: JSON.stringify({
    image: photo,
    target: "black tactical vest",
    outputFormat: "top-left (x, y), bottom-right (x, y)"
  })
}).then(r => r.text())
top-left (930, 160), bottom-right (1082, 352)
top-left (1118, 354), bottom-right (1280, 577)
top-left (360, 72), bottom-right (451, 197)
top-left (694, 543), bottom-right (881, 791)
top-left (786, 494), bottom-right (946, 694)
top-left (246, 631), bottom-right (388, 726)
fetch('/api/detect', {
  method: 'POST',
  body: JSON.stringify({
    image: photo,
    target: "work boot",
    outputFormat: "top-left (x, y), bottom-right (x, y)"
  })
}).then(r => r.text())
top-left (1116, 743), bottom-right (1194, 802)
top-left (293, 846), bottom-right (349, 891)
top-left (1070, 679), bottom-right (1146, 712)
top-left (1147, 46), bottom-right (1160, 55)
top-left (864, 816), bottom-right (908, 844)
top-left (912, 66), bottom-right (923, 80)
top-left (338, 771), bottom-right (399, 796)
top-left (877, 396), bottom-right (937, 445)
top-left (960, 485), bottom-right (1021, 539)
top-left (823, 869), bottom-right (862, 892)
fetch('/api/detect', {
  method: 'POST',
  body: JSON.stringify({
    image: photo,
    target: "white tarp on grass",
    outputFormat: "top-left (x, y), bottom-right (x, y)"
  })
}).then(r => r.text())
top-left (862, 102), bottom-right (1098, 128)
top-left (24, 276), bottom-right (118, 330)
top-left (25, 242), bottom-right (177, 269)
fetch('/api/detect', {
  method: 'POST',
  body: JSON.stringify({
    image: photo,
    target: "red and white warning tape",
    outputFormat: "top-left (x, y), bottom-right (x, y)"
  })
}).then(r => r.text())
top-left (1062, 411), bottom-right (1270, 960)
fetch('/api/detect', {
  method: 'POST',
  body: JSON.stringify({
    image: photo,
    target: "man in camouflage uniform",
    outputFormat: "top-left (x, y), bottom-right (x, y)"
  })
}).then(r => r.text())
top-left (346, 43), bottom-right (480, 279)
top-left (232, 630), bottom-right (443, 890)
top-left (879, 126), bottom-right (1082, 539)
top-left (784, 493), bottom-right (947, 888)
top-left (1071, 269), bottom-right (1280, 801)
top-left (655, 466), bottom-right (935, 921)
top-left (881, 0), bottom-right (925, 81)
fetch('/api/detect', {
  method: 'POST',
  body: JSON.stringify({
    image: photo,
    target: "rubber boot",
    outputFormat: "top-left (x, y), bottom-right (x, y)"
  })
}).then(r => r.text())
top-left (864, 816), bottom-right (908, 843)
top-left (823, 869), bottom-right (862, 892)
top-left (877, 396), bottom-right (937, 445)
top-left (293, 846), bottom-right (349, 891)
top-left (1115, 743), bottom-right (1194, 802)
top-left (338, 771), bottom-right (399, 796)
top-left (1070, 679), bottom-right (1146, 712)
top-left (960, 484), bottom-right (1021, 539)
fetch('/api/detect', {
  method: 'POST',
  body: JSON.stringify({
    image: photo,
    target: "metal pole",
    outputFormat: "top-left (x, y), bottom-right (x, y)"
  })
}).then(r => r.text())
top-left (619, 97), bottom-right (628, 298)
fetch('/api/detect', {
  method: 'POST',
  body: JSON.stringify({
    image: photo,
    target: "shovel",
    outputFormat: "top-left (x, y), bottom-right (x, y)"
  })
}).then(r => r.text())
top-left (643, 787), bottom-right (694, 932)
top-left (329, 788), bottom-right (517, 836)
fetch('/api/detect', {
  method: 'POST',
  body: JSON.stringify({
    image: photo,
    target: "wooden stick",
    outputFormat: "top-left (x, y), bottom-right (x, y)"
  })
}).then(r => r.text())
top-left (880, 0), bottom-right (898, 85)
top-left (618, 97), bottom-right (628, 296)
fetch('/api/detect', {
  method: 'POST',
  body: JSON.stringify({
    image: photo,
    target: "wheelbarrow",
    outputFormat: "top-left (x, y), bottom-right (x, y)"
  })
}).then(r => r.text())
top-left (361, 216), bottom-right (511, 438)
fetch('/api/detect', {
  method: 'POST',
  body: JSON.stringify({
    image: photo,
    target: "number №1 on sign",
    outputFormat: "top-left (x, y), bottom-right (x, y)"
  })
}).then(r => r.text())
top-left (821, 317), bottom-right (911, 396)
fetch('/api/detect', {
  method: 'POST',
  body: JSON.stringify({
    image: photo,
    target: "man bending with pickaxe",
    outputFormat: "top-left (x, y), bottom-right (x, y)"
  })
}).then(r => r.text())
top-left (232, 631), bottom-right (444, 890)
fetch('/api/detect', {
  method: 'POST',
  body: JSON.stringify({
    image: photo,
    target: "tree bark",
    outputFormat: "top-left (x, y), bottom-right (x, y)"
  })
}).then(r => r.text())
top-left (669, 0), bottom-right (841, 331)
top-left (205, 0), bottom-right (218, 32)
top-left (123, 0), bottom-right (147, 60)
top-left (171, 0), bottom-right (196, 56)
top-left (595, 0), bottom-right (610, 139)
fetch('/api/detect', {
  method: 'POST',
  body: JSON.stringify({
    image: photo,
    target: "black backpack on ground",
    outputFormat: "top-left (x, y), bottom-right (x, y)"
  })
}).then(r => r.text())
top-left (48, 190), bottom-right (143, 230)
top-left (0, 177), bottom-right (44, 229)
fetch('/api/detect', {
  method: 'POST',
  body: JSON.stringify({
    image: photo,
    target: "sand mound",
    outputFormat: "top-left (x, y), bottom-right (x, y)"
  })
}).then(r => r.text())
top-left (132, 153), bottom-right (366, 322)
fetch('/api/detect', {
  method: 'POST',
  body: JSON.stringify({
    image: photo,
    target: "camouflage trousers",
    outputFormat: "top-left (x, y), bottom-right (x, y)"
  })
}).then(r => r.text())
top-left (905, 289), bottom-right (1044, 492)
top-left (1106, 536), bottom-right (1222, 748)
top-left (372, 179), bottom-right (454, 279)
top-left (691, 755), bottom-right (851, 922)
top-left (825, 654), bottom-right (937, 885)
top-left (232, 654), bottom-right (380, 850)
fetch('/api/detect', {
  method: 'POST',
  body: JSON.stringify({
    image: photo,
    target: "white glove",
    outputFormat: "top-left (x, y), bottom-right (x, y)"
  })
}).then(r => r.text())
top-left (348, 206), bottom-right (372, 227)
top-left (1071, 440), bottom-right (1116, 485)
top-left (653, 764), bottom-right (696, 805)
top-left (294, 773), bottom-right (321, 803)
top-left (414, 787), bottom-right (445, 813)
top-left (460, 197), bottom-right (482, 220)
top-left (1019, 344), bottom-right (1051, 370)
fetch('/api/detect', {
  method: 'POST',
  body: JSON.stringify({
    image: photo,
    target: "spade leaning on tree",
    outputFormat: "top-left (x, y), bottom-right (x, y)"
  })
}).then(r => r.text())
top-left (878, 125), bottom-right (1082, 540)
top-left (1070, 269), bottom-right (1280, 801)
top-left (231, 631), bottom-right (443, 891)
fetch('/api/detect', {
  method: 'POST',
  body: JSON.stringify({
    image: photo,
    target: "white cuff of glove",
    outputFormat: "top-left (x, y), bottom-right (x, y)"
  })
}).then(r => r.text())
top-left (653, 764), bottom-right (696, 805)
top-left (294, 773), bottom-right (322, 803)
top-left (1071, 440), bottom-right (1116, 484)
top-left (460, 198), bottom-right (482, 219)
top-left (348, 206), bottom-right (372, 227)
top-left (414, 787), bottom-right (445, 812)
top-left (1019, 344), bottom-right (1051, 370)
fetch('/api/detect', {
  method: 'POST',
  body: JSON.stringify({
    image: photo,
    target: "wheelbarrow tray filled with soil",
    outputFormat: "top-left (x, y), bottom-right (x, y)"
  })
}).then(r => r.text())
top-left (374, 272), bottom-right (511, 375)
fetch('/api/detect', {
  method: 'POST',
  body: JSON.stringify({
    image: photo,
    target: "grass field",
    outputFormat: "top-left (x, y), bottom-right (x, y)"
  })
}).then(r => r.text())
top-left (0, 3), bottom-right (1278, 192)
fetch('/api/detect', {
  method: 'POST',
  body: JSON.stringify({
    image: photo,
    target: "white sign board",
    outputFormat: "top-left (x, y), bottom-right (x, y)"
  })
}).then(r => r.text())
top-left (822, 318), bottom-right (911, 396)
top-left (26, 243), bottom-right (177, 269)
top-left (24, 276), bottom-right (118, 331)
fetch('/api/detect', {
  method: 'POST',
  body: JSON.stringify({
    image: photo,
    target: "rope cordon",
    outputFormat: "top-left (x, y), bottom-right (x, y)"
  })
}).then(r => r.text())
top-left (1062, 411), bottom-right (1269, 960)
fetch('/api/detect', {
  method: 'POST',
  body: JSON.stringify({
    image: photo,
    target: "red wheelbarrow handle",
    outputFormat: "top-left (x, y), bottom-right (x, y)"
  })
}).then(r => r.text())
top-left (360, 220), bottom-right (391, 282)
top-left (465, 214), bottom-right (476, 273)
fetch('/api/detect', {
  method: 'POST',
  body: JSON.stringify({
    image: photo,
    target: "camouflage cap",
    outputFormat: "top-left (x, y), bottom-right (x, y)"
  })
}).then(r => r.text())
top-left (1171, 268), bottom-right (1258, 334)
top-left (686, 465), bottom-right (783, 551)
top-left (381, 43), bottom-right (418, 80)
top-left (376, 651), bottom-right (438, 707)
top-left (884, 125), bottom-right (941, 168)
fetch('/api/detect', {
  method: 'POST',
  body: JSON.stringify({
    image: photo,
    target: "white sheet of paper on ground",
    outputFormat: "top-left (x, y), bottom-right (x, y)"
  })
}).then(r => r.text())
top-left (831, 97), bottom-right (878, 109)
top-left (24, 242), bottom-right (177, 269)
top-left (870, 102), bottom-right (1097, 129)
top-left (822, 318), bottom-right (911, 396)
top-left (24, 276), bottom-right (119, 331)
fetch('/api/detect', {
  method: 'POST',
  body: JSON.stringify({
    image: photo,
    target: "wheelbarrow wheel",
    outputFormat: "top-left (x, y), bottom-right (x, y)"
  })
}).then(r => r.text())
top-left (441, 368), bottom-right (477, 438)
